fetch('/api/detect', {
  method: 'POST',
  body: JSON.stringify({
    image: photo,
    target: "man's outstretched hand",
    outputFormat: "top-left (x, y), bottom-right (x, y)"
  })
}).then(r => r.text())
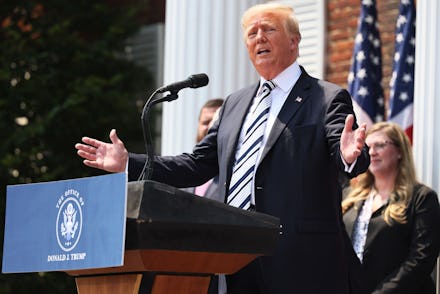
top-left (75, 129), bottom-right (128, 173)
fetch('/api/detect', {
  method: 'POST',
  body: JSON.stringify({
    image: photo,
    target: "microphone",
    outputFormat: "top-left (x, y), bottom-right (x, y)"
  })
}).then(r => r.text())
top-left (137, 73), bottom-right (209, 181)
top-left (157, 73), bottom-right (209, 93)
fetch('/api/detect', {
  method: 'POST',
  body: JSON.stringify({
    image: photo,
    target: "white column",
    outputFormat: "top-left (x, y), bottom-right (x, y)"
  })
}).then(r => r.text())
top-left (414, 3), bottom-right (440, 292)
top-left (413, 1), bottom-right (440, 195)
top-left (161, 0), bottom-right (264, 155)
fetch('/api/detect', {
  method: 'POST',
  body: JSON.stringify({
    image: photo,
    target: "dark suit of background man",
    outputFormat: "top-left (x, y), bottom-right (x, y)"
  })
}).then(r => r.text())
top-left (75, 3), bottom-right (370, 294)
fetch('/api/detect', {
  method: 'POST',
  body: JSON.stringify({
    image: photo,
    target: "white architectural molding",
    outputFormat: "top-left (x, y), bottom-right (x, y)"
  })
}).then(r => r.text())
top-left (413, 3), bottom-right (440, 290)
top-left (413, 1), bottom-right (440, 194)
top-left (277, 0), bottom-right (325, 79)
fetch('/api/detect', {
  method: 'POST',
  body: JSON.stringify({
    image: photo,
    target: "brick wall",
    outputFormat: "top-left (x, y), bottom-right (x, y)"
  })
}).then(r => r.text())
top-left (326, 0), bottom-right (400, 109)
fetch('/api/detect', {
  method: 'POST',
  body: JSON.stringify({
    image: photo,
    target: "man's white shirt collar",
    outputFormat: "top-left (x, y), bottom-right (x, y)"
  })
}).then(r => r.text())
top-left (259, 61), bottom-right (301, 94)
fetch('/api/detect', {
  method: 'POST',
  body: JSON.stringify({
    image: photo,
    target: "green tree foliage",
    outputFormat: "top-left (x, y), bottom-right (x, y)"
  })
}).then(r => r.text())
top-left (0, 1), bottom-right (156, 292)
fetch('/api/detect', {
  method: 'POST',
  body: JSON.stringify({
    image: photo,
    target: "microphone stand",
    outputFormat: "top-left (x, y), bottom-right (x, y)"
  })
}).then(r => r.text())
top-left (138, 90), bottom-right (179, 181)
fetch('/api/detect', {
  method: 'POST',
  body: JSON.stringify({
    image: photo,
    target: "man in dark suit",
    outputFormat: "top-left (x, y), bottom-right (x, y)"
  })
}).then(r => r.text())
top-left (76, 3), bottom-right (369, 293)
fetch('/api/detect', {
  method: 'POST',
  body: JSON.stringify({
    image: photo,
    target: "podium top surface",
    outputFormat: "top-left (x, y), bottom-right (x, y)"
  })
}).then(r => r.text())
top-left (125, 181), bottom-right (280, 255)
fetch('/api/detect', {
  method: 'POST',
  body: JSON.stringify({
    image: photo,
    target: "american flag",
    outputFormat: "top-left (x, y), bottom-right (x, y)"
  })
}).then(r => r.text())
top-left (347, 0), bottom-right (384, 128)
top-left (388, 0), bottom-right (415, 142)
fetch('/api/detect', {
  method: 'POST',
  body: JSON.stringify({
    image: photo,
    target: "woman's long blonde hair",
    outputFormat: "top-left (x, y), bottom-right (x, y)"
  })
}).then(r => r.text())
top-left (342, 122), bottom-right (417, 225)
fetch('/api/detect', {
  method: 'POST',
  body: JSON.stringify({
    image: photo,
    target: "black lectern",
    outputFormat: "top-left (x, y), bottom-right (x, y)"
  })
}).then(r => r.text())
top-left (66, 180), bottom-right (280, 294)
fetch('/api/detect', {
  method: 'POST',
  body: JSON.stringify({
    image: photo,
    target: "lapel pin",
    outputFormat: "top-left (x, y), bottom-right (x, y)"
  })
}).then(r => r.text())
top-left (295, 96), bottom-right (303, 103)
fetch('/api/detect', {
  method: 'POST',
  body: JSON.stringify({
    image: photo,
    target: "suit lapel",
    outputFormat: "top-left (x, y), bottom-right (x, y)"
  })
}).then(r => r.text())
top-left (258, 70), bottom-right (311, 165)
top-left (363, 204), bottom-right (388, 252)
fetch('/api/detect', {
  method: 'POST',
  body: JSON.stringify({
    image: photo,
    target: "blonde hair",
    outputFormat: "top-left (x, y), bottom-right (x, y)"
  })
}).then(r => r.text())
top-left (342, 122), bottom-right (417, 224)
top-left (241, 3), bottom-right (302, 42)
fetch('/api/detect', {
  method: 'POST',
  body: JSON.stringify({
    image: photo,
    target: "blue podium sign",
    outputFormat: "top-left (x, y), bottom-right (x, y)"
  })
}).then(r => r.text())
top-left (2, 172), bottom-right (127, 273)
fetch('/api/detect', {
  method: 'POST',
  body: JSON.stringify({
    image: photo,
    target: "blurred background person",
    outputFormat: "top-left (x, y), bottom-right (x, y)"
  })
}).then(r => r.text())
top-left (342, 122), bottom-right (440, 294)
top-left (189, 98), bottom-right (223, 198)
top-left (196, 98), bottom-right (224, 143)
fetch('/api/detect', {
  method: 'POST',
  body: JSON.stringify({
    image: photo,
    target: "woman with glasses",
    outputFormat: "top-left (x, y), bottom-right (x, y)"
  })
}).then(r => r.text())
top-left (342, 122), bottom-right (440, 294)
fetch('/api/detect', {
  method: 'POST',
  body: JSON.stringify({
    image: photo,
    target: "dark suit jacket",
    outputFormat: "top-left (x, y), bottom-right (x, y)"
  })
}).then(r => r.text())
top-left (129, 67), bottom-right (370, 293)
top-left (343, 184), bottom-right (440, 294)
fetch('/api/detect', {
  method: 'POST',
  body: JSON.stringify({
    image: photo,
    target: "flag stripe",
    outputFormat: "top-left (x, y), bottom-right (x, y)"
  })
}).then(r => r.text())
top-left (388, 0), bottom-right (415, 143)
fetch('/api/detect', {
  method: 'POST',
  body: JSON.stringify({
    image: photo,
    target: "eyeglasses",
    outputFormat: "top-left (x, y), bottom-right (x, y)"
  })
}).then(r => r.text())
top-left (366, 140), bottom-right (396, 150)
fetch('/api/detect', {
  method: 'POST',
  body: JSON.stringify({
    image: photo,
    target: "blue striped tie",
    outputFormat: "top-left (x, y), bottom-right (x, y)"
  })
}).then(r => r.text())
top-left (227, 80), bottom-right (275, 210)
